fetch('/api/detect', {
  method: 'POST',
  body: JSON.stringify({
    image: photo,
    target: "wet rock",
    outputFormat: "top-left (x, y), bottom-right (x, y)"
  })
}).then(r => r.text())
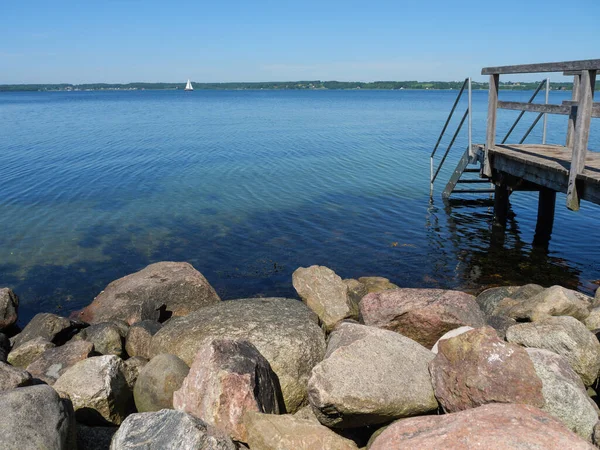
top-left (122, 356), bottom-right (147, 390)
top-left (75, 322), bottom-right (124, 357)
top-left (0, 384), bottom-right (76, 450)
top-left (0, 333), bottom-right (9, 362)
top-left (308, 322), bottom-right (437, 428)
top-left (173, 339), bottom-right (283, 442)
top-left (54, 355), bottom-right (131, 425)
top-left (486, 314), bottom-right (517, 340)
top-left (506, 316), bottom-right (600, 386)
top-left (0, 361), bottom-right (32, 390)
top-left (12, 313), bottom-right (83, 349)
top-left (7, 336), bottom-right (55, 368)
top-left (369, 403), bottom-right (595, 450)
top-left (26, 340), bottom-right (94, 385)
top-left (110, 409), bottom-right (236, 450)
top-left (343, 279), bottom-right (368, 308)
top-left (475, 285), bottom-right (520, 317)
top-left (77, 424), bottom-right (118, 450)
top-left (526, 348), bottom-right (598, 441)
top-left (134, 353), bottom-right (189, 412)
top-left (497, 285), bottom-right (591, 322)
top-left (245, 412), bottom-right (359, 450)
top-left (357, 276), bottom-right (399, 293)
top-left (125, 320), bottom-right (162, 359)
top-left (150, 297), bottom-right (325, 413)
top-left (429, 326), bottom-right (544, 412)
top-left (0, 288), bottom-right (19, 331)
top-left (293, 265), bottom-right (358, 331)
top-left (431, 326), bottom-right (473, 354)
top-left (75, 261), bottom-right (221, 325)
top-left (359, 288), bottom-right (485, 349)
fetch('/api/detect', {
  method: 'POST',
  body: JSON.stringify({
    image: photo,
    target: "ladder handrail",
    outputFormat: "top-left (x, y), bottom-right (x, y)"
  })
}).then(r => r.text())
top-left (430, 78), bottom-right (469, 159)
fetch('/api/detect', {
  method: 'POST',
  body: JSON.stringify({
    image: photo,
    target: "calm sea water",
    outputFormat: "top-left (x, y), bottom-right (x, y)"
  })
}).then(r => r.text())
top-left (1, 89), bottom-right (599, 324)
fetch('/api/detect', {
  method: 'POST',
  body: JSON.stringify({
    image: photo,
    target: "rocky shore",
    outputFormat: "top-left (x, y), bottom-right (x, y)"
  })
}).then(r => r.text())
top-left (1, 261), bottom-right (600, 449)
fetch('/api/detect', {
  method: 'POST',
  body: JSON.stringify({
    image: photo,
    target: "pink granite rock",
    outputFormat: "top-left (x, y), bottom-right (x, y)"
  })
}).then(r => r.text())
top-left (173, 339), bottom-right (284, 442)
top-left (429, 326), bottom-right (544, 412)
top-left (359, 288), bottom-right (485, 348)
top-left (369, 403), bottom-right (594, 450)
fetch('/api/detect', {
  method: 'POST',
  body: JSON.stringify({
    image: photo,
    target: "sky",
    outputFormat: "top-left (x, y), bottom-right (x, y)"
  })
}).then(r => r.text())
top-left (1, 0), bottom-right (598, 84)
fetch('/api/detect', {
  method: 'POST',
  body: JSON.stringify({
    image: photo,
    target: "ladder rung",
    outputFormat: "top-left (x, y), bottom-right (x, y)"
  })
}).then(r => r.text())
top-left (463, 168), bottom-right (481, 173)
top-left (452, 189), bottom-right (496, 194)
top-left (456, 179), bottom-right (491, 184)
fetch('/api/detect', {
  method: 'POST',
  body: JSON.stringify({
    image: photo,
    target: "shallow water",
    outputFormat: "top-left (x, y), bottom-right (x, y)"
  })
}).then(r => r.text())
top-left (1, 89), bottom-right (599, 324)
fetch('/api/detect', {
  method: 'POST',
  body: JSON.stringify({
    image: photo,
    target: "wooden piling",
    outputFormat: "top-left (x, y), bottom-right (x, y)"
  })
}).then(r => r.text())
top-left (533, 188), bottom-right (556, 247)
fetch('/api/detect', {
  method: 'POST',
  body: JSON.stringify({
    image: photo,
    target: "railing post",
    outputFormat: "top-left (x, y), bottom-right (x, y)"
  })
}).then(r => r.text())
top-left (484, 74), bottom-right (499, 177)
top-left (566, 73), bottom-right (581, 149)
top-left (468, 77), bottom-right (473, 160)
top-left (542, 77), bottom-right (549, 144)
top-left (566, 69), bottom-right (597, 211)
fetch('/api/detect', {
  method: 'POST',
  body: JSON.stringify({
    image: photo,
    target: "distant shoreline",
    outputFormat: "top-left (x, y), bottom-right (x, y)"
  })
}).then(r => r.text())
top-left (0, 80), bottom-right (575, 93)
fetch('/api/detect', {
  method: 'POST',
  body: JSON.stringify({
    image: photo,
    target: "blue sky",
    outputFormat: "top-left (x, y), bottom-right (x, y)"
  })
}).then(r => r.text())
top-left (1, 0), bottom-right (598, 84)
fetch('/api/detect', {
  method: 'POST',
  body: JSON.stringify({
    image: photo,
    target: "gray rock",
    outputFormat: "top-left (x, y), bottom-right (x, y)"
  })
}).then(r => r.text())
top-left (0, 361), bottom-right (32, 390)
top-left (343, 279), bottom-right (369, 309)
top-left (123, 356), bottom-right (147, 390)
top-left (12, 313), bottom-right (83, 349)
top-left (0, 288), bottom-right (19, 331)
top-left (584, 307), bottom-right (600, 330)
top-left (526, 348), bottom-right (598, 441)
top-left (7, 336), bottom-right (55, 368)
top-left (54, 355), bottom-right (132, 425)
top-left (125, 320), bottom-right (162, 359)
top-left (108, 320), bottom-right (130, 338)
top-left (475, 285), bottom-right (520, 317)
top-left (26, 340), bottom-right (94, 384)
top-left (173, 339), bottom-right (284, 442)
top-left (506, 316), bottom-right (600, 386)
top-left (76, 322), bottom-right (124, 357)
top-left (0, 384), bottom-right (76, 449)
top-left (293, 265), bottom-right (358, 331)
top-left (77, 424), bottom-right (118, 450)
top-left (134, 353), bottom-right (189, 412)
top-left (110, 409), bottom-right (236, 450)
top-left (75, 261), bottom-right (221, 324)
top-left (150, 297), bottom-right (326, 413)
top-left (308, 322), bottom-right (438, 428)
top-left (485, 314), bottom-right (517, 340)
top-left (357, 277), bottom-right (399, 293)
top-left (0, 333), bottom-right (9, 362)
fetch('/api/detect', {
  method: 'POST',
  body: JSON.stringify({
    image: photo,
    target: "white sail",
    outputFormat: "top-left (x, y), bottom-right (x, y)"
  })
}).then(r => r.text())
top-left (185, 79), bottom-right (193, 91)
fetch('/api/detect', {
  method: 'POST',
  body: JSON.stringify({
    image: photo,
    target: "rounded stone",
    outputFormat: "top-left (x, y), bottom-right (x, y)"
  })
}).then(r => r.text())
top-left (134, 353), bottom-right (189, 412)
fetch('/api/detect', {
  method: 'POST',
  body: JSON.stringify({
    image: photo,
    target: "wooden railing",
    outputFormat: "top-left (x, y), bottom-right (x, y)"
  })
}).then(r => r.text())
top-left (481, 59), bottom-right (599, 210)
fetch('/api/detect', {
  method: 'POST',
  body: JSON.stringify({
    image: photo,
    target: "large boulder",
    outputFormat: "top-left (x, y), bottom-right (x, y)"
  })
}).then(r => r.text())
top-left (584, 307), bottom-right (600, 330)
top-left (429, 326), bottom-right (544, 412)
top-left (0, 384), bottom-right (76, 450)
top-left (110, 409), bottom-right (236, 450)
top-left (150, 297), bottom-right (326, 413)
top-left (12, 313), bottom-right (83, 348)
top-left (359, 288), bottom-right (486, 349)
top-left (369, 403), bottom-right (595, 450)
top-left (245, 411), bottom-right (359, 450)
top-left (26, 340), bottom-right (94, 385)
top-left (74, 262), bottom-right (221, 324)
top-left (125, 320), bottom-right (162, 359)
top-left (0, 361), bottom-right (32, 391)
top-left (506, 316), bottom-right (600, 386)
top-left (7, 336), bottom-right (55, 368)
top-left (134, 353), bottom-right (189, 412)
top-left (497, 285), bottom-right (591, 322)
top-left (54, 355), bottom-right (132, 425)
top-left (526, 348), bottom-right (598, 441)
top-left (0, 288), bottom-right (19, 331)
top-left (475, 285), bottom-right (520, 317)
top-left (174, 339), bottom-right (283, 442)
top-left (292, 265), bottom-right (358, 331)
top-left (308, 322), bottom-right (438, 428)
top-left (74, 322), bottom-right (124, 357)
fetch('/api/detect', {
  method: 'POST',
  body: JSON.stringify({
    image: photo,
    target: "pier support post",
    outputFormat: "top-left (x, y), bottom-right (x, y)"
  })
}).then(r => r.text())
top-left (533, 188), bottom-right (556, 248)
top-left (493, 184), bottom-right (509, 228)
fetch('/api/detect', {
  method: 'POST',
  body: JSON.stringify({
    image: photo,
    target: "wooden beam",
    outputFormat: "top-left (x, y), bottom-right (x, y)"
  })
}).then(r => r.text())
top-left (482, 59), bottom-right (600, 75)
top-left (497, 101), bottom-right (572, 115)
top-left (484, 74), bottom-right (499, 177)
top-left (566, 74), bottom-right (581, 149)
top-left (561, 100), bottom-right (600, 118)
top-left (566, 70), bottom-right (597, 211)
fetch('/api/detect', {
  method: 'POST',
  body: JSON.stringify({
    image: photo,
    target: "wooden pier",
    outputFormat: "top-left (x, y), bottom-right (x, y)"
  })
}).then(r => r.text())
top-left (434, 59), bottom-right (599, 246)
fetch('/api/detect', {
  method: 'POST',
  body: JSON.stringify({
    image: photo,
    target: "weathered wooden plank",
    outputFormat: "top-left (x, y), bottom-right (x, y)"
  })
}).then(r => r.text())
top-left (484, 74), bottom-right (499, 177)
top-left (566, 74), bottom-right (581, 149)
top-left (497, 101), bottom-right (571, 115)
top-left (482, 59), bottom-right (600, 75)
top-left (566, 70), bottom-right (597, 211)
top-left (561, 100), bottom-right (600, 118)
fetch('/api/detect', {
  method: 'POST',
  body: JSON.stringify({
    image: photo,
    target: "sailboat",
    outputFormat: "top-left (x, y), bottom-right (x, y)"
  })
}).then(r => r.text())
top-left (184, 79), bottom-right (193, 91)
